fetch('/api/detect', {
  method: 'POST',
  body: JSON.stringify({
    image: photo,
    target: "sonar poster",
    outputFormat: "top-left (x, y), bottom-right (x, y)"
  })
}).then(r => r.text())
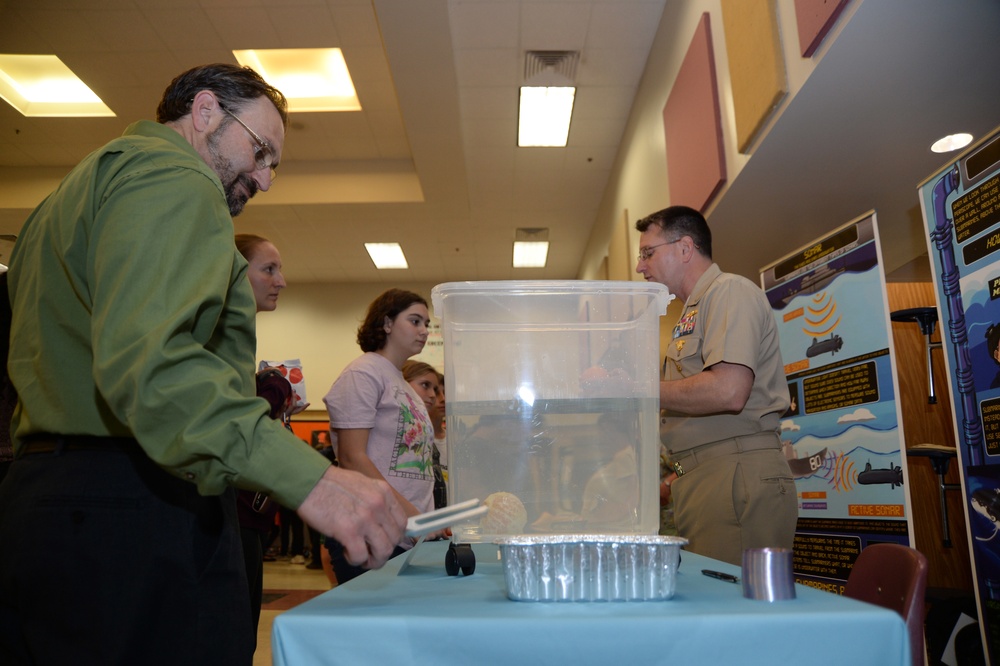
top-left (918, 124), bottom-right (1000, 663)
top-left (761, 212), bottom-right (913, 594)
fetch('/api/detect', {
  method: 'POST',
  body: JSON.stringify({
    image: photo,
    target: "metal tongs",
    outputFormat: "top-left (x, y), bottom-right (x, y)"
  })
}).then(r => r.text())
top-left (397, 498), bottom-right (488, 575)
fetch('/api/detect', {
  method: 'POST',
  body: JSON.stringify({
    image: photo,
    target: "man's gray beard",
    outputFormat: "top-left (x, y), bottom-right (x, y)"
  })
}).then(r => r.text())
top-left (225, 177), bottom-right (251, 216)
top-left (207, 125), bottom-right (253, 216)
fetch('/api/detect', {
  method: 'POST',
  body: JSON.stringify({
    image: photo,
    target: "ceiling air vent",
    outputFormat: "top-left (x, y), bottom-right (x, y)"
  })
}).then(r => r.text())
top-left (523, 50), bottom-right (579, 86)
top-left (515, 227), bottom-right (549, 242)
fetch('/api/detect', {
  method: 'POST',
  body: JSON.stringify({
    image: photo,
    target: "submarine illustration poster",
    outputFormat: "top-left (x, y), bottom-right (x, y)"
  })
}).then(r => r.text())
top-left (761, 212), bottom-right (914, 591)
top-left (919, 122), bottom-right (1000, 664)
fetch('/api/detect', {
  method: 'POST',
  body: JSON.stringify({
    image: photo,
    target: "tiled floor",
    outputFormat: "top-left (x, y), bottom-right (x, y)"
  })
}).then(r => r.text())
top-left (254, 559), bottom-right (333, 666)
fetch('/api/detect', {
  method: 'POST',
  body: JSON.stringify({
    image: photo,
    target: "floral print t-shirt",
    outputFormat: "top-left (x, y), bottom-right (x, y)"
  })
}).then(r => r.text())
top-left (324, 352), bottom-right (435, 546)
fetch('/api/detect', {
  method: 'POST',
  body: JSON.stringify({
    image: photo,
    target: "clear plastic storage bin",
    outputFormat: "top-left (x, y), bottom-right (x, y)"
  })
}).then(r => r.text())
top-left (431, 280), bottom-right (673, 542)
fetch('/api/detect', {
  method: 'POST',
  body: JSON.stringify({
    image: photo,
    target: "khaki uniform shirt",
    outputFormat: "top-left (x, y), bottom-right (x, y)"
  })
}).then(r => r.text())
top-left (661, 263), bottom-right (789, 453)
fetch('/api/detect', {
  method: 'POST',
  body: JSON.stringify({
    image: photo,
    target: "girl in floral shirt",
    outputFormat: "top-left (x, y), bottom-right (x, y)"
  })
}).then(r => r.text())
top-left (323, 289), bottom-right (438, 583)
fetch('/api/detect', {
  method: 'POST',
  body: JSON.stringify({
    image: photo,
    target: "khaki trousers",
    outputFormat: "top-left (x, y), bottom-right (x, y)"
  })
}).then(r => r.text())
top-left (671, 443), bottom-right (798, 566)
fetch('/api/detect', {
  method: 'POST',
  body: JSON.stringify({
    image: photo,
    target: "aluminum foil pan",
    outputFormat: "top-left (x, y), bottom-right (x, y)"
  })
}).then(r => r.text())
top-left (494, 535), bottom-right (688, 602)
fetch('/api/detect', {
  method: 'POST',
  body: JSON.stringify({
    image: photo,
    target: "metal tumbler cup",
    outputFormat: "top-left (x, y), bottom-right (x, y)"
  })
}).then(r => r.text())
top-left (741, 547), bottom-right (796, 601)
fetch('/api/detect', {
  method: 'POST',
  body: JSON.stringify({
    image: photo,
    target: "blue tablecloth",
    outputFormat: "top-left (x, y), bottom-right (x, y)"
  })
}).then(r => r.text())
top-left (272, 541), bottom-right (910, 666)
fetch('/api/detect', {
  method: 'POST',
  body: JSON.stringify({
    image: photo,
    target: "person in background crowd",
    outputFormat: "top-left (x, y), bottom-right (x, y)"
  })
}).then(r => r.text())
top-left (234, 235), bottom-right (316, 578)
top-left (300, 431), bottom-right (328, 570)
top-left (312, 429), bottom-right (333, 455)
top-left (636, 205), bottom-right (797, 566)
top-left (0, 63), bottom-right (405, 665)
top-left (323, 289), bottom-right (445, 584)
top-left (278, 503), bottom-right (308, 564)
top-left (432, 371), bottom-right (448, 508)
top-left (233, 233), bottom-right (294, 647)
top-left (310, 429), bottom-right (339, 583)
top-left (402, 360), bottom-right (447, 508)
top-left (401, 361), bottom-right (440, 430)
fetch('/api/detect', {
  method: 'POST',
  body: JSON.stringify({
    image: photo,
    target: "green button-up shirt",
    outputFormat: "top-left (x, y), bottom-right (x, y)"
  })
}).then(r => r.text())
top-left (7, 120), bottom-right (328, 509)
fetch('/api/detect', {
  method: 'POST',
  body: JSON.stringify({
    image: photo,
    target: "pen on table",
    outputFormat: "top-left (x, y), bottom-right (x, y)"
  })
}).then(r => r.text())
top-left (702, 569), bottom-right (740, 583)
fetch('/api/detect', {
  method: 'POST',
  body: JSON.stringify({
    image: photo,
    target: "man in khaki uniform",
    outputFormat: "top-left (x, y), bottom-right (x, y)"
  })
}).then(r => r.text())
top-left (636, 205), bottom-right (797, 566)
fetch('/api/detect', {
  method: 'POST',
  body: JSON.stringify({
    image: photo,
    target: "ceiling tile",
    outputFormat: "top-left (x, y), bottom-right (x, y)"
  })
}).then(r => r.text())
top-left (454, 48), bottom-right (520, 87)
top-left (365, 111), bottom-right (412, 158)
top-left (520, 2), bottom-right (591, 51)
top-left (83, 9), bottom-right (165, 51)
top-left (206, 7), bottom-right (282, 48)
top-left (576, 47), bottom-right (650, 85)
top-left (14, 9), bottom-right (95, 52)
top-left (0, 10), bottom-right (47, 52)
top-left (142, 9), bottom-right (224, 51)
top-left (572, 85), bottom-right (637, 119)
top-left (587, 2), bottom-right (665, 48)
top-left (459, 87), bottom-right (517, 119)
top-left (448, 2), bottom-right (519, 49)
top-left (266, 5), bottom-right (341, 46)
top-left (329, 5), bottom-right (384, 48)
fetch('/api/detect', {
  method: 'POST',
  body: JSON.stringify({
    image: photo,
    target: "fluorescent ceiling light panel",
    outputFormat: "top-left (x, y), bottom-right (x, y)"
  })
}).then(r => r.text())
top-left (518, 86), bottom-right (575, 147)
top-left (930, 132), bottom-right (973, 153)
top-left (0, 54), bottom-right (114, 117)
top-left (513, 241), bottom-right (549, 268)
top-left (233, 48), bottom-right (361, 112)
top-left (365, 243), bottom-right (409, 269)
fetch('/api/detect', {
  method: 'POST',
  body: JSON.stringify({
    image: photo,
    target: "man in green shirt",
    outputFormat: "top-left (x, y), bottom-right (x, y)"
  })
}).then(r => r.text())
top-left (0, 64), bottom-right (405, 664)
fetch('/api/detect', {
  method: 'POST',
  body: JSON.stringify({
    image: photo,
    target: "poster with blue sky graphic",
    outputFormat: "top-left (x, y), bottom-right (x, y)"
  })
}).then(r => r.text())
top-left (919, 125), bottom-right (1000, 664)
top-left (760, 213), bottom-right (913, 593)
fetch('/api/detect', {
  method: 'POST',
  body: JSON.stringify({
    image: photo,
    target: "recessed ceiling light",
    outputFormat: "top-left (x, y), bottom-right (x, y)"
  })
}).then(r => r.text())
top-left (518, 86), bottom-right (575, 147)
top-left (0, 54), bottom-right (114, 117)
top-left (365, 243), bottom-right (408, 269)
top-left (233, 48), bottom-right (361, 112)
top-left (930, 133), bottom-right (973, 154)
top-left (513, 241), bottom-right (549, 268)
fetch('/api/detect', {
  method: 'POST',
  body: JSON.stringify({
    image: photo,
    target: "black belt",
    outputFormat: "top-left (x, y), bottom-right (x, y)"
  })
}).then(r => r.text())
top-left (18, 434), bottom-right (141, 457)
top-left (668, 432), bottom-right (780, 477)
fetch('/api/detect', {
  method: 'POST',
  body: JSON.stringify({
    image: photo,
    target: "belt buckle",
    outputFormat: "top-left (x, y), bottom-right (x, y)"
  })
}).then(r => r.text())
top-left (671, 461), bottom-right (685, 477)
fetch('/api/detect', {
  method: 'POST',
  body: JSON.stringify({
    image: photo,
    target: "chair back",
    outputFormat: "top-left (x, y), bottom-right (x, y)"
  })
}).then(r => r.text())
top-left (844, 543), bottom-right (928, 666)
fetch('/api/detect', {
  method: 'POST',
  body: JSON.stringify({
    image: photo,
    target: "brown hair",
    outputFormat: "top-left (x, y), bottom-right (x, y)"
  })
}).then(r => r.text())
top-left (357, 289), bottom-right (428, 353)
top-left (635, 205), bottom-right (713, 259)
top-left (402, 360), bottom-right (439, 383)
top-left (235, 233), bottom-right (270, 262)
top-left (155, 63), bottom-right (288, 128)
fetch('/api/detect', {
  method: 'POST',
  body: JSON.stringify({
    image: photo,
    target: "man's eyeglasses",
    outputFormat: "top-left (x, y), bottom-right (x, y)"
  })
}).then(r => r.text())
top-left (220, 105), bottom-right (277, 180)
top-left (637, 238), bottom-right (682, 262)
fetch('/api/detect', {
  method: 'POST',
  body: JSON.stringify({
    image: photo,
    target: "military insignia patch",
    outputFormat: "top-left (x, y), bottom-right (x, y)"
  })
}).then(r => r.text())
top-left (672, 309), bottom-right (697, 339)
